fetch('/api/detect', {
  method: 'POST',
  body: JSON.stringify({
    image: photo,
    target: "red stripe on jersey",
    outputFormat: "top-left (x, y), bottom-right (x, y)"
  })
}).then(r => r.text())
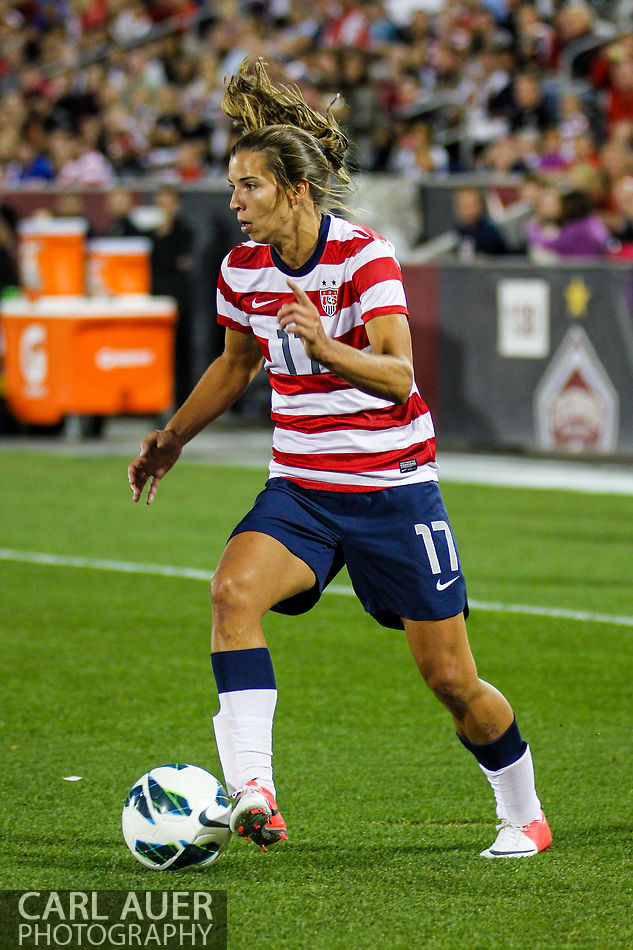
top-left (269, 371), bottom-right (352, 395)
top-left (271, 392), bottom-right (428, 433)
top-left (254, 334), bottom-right (271, 360)
top-left (320, 234), bottom-right (375, 266)
top-left (218, 313), bottom-right (253, 334)
top-left (217, 270), bottom-right (242, 309)
top-left (333, 322), bottom-right (369, 349)
top-left (226, 242), bottom-right (274, 270)
top-left (219, 272), bottom-right (286, 314)
top-left (272, 438), bottom-right (436, 473)
top-left (353, 256), bottom-right (404, 296)
top-left (362, 304), bottom-right (409, 323)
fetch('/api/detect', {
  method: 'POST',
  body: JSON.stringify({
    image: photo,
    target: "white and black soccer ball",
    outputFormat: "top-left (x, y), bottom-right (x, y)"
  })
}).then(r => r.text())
top-left (122, 764), bottom-right (232, 870)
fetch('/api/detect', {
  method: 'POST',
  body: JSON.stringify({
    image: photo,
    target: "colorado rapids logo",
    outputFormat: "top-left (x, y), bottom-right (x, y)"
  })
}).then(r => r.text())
top-left (319, 285), bottom-right (339, 316)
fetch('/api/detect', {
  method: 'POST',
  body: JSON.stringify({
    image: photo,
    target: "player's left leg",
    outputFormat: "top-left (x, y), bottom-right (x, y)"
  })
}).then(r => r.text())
top-left (404, 612), bottom-right (551, 858)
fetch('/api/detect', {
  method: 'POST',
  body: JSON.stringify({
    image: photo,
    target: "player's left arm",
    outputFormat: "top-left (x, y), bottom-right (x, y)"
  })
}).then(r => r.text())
top-left (277, 279), bottom-right (413, 404)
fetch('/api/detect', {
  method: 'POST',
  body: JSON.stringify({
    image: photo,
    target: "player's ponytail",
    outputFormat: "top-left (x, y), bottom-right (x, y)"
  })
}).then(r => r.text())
top-left (222, 58), bottom-right (353, 211)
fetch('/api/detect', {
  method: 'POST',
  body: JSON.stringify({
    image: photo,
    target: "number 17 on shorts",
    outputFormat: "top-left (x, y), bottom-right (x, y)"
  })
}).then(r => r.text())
top-left (413, 519), bottom-right (468, 617)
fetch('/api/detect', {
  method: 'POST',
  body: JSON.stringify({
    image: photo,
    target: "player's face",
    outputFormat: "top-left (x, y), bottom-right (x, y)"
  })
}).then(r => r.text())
top-left (227, 150), bottom-right (292, 245)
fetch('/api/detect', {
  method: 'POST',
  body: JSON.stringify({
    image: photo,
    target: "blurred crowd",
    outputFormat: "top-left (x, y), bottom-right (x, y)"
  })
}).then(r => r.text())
top-left (2, 0), bottom-right (633, 258)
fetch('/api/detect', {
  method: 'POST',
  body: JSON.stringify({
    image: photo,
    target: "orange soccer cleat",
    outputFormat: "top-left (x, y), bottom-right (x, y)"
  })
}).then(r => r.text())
top-left (229, 780), bottom-right (288, 852)
top-left (480, 811), bottom-right (552, 859)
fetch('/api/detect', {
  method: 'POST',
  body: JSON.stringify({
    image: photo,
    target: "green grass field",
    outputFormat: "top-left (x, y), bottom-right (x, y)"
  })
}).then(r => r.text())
top-left (1, 449), bottom-right (632, 949)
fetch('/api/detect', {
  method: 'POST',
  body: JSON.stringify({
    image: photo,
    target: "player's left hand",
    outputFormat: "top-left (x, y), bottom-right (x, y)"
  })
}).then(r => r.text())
top-left (277, 279), bottom-right (330, 364)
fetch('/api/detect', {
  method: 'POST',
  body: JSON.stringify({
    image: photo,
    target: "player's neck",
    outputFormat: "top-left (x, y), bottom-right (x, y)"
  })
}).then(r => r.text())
top-left (271, 207), bottom-right (322, 270)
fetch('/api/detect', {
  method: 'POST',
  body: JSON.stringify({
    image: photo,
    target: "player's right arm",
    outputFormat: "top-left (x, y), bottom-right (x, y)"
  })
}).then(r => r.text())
top-left (128, 328), bottom-right (262, 505)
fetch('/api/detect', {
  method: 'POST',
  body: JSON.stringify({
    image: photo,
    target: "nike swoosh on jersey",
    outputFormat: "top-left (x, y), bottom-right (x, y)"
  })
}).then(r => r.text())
top-left (436, 576), bottom-right (459, 591)
top-left (251, 297), bottom-right (274, 309)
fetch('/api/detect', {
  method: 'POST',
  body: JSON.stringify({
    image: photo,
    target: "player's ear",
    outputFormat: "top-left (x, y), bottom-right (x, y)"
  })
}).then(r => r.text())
top-left (290, 180), bottom-right (309, 208)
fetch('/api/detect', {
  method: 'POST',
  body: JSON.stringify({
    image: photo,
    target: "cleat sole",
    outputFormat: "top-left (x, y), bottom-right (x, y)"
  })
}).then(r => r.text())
top-left (230, 783), bottom-right (288, 851)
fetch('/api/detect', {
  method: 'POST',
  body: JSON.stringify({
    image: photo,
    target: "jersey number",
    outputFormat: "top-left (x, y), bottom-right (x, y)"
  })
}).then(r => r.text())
top-left (277, 328), bottom-right (321, 376)
top-left (414, 521), bottom-right (458, 575)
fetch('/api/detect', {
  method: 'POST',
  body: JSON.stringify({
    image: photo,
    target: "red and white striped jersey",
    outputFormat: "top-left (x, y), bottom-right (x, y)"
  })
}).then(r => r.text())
top-left (217, 214), bottom-right (438, 492)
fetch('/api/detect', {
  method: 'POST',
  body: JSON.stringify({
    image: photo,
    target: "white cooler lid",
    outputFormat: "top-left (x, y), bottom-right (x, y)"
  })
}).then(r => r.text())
top-left (18, 217), bottom-right (89, 236)
top-left (0, 294), bottom-right (176, 317)
top-left (87, 237), bottom-right (152, 254)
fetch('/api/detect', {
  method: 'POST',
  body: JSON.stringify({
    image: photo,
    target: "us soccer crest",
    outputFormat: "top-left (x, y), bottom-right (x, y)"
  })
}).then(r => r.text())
top-left (320, 286), bottom-right (339, 316)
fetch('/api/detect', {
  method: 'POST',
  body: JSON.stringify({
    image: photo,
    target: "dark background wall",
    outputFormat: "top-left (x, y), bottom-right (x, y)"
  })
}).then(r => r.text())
top-left (3, 184), bottom-right (633, 457)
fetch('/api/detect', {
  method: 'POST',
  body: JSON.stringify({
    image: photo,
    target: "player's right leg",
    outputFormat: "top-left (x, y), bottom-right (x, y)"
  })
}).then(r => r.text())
top-left (405, 612), bottom-right (551, 858)
top-left (210, 530), bottom-right (316, 850)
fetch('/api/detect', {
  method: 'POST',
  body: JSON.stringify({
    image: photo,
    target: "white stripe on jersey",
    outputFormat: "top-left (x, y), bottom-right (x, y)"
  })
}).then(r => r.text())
top-left (347, 238), bottom-right (408, 277)
top-left (217, 289), bottom-right (248, 328)
top-left (358, 277), bottom-right (408, 316)
top-left (272, 411), bottom-right (435, 457)
top-left (217, 214), bottom-right (436, 492)
top-left (271, 387), bottom-right (393, 417)
top-left (268, 460), bottom-right (439, 489)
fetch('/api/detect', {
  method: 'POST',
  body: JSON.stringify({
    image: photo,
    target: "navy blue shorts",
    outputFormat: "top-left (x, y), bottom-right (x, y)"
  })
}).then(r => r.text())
top-left (229, 478), bottom-right (468, 630)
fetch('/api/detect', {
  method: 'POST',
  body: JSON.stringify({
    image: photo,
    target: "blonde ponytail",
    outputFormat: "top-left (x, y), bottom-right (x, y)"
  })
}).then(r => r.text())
top-left (222, 58), bottom-right (353, 210)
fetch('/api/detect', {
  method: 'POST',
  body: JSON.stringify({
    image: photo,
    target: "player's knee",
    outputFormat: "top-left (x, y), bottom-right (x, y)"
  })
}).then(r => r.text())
top-left (210, 569), bottom-right (252, 623)
top-left (423, 664), bottom-right (473, 720)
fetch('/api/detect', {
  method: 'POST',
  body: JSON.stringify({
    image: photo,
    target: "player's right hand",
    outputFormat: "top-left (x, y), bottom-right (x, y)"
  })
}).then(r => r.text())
top-left (127, 429), bottom-right (182, 505)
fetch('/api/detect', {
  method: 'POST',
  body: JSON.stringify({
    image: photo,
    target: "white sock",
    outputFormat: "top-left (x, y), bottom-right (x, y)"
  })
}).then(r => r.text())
top-left (479, 744), bottom-right (542, 826)
top-left (212, 688), bottom-right (277, 796)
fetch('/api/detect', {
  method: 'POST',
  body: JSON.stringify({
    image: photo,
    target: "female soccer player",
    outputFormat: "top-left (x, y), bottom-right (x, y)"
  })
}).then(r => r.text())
top-left (128, 60), bottom-right (551, 859)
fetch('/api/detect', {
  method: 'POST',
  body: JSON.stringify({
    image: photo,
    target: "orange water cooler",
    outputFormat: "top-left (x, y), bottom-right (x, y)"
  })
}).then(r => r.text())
top-left (86, 237), bottom-right (152, 295)
top-left (17, 217), bottom-right (88, 298)
top-left (1, 295), bottom-right (176, 425)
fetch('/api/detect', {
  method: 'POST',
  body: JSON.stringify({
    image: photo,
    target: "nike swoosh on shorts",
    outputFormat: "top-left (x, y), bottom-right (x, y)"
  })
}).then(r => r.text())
top-left (436, 576), bottom-right (459, 591)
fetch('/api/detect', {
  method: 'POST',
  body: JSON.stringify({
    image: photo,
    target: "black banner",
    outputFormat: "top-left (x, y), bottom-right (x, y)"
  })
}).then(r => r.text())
top-left (0, 891), bottom-right (227, 950)
top-left (434, 261), bottom-right (633, 454)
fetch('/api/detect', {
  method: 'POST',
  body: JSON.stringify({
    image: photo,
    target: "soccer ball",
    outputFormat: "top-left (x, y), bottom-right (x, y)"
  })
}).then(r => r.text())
top-left (122, 764), bottom-right (232, 870)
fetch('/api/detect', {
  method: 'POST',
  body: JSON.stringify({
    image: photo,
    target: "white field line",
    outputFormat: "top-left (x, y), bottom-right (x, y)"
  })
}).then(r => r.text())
top-left (2, 547), bottom-right (633, 629)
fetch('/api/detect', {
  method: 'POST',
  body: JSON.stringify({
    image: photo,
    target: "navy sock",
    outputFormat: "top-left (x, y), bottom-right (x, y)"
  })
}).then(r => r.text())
top-left (211, 648), bottom-right (276, 693)
top-left (457, 716), bottom-right (526, 771)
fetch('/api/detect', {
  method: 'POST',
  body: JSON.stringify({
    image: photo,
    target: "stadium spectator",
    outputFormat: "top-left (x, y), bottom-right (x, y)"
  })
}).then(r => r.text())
top-left (599, 138), bottom-right (633, 208)
top-left (558, 92), bottom-right (591, 161)
top-left (604, 173), bottom-right (633, 247)
top-left (388, 118), bottom-right (449, 177)
top-left (525, 187), bottom-right (612, 257)
top-left (2, 139), bottom-right (54, 183)
top-left (463, 38), bottom-right (514, 149)
top-left (0, 203), bottom-right (18, 294)
top-left (363, 0), bottom-right (401, 48)
top-left (512, 1), bottom-right (555, 70)
top-left (523, 181), bottom-right (562, 259)
top-left (0, 0), bottom-right (627, 209)
top-left (550, 1), bottom-right (604, 80)
top-left (51, 191), bottom-right (97, 238)
top-left (536, 127), bottom-right (569, 174)
top-left (570, 130), bottom-right (601, 168)
top-left (603, 57), bottom-right (633, 134)
top-left (54, 130), bottom-right (117, 187)
top-left (104, 187), bottom-right (145, 238)
top-left (109, 0), bottom-right (153, 46)
top-left (149, 184), bottom-right (194, 406)
top-left (453, 186), bottom-right (510, 257)
top-left (491, 70), bottom-right (557, 134)
top-left (100, 102), bottom-right (146, 178)
top-left (322, 0), bottom-right (371, 49)
top-left (337, 49), bottom-right (385, 171)
top-left (514, 128), bottom-right (541, 170)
